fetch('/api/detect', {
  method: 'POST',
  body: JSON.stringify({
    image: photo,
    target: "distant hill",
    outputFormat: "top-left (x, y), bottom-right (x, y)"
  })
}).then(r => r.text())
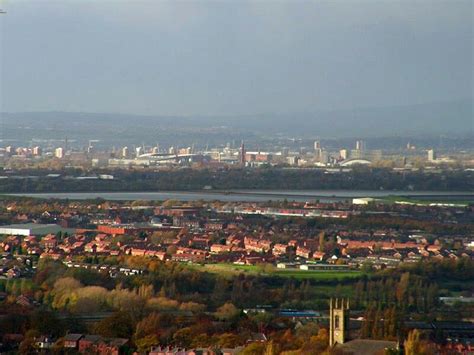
top-left (231, 99), bottom-right (473, 137)
top-left (1, 100), bottom-right (472, 146)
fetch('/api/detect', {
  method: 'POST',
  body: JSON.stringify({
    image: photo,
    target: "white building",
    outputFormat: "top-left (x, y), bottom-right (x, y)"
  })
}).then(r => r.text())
top-left (32, 146), bottom-right (42, 156)
top-left (428, 149), bottom-right (436, 161)
top-left (0, 223), bottom-right (67, 236)
top-left (287, 156), bottom-right (299, 166)
top-left (54, 147), bottom-right (64, 159)
top-left (121, 146), bottom-right (129, 158)
top-left (339, 149), bottom-right (348, 160)
top-left (352, 197), bottom-right (376, 205)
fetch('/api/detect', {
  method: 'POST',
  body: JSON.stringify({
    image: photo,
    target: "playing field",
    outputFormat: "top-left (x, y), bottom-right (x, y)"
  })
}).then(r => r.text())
top-left (187, 263), bottom-right (362, 280)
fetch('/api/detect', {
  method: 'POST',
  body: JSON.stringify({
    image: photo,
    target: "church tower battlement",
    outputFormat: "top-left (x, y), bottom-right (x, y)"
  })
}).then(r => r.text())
top-left (329, 298), bottom-right (350, 347)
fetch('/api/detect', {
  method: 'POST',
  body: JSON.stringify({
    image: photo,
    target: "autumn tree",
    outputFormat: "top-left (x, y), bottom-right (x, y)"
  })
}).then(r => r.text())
top-left (135, 335), bottom-right (159, 354)
top-left (318, 231), bottom-right (326, 252)
top-left (94, 312), bottom-right (134, 338)
top-left (135, 312), bottom-right (161, 340)
top-left (404, 329), bottom-right (437, 355)
top-left (172, 327), bottom-right (195, 348)
top-left (241, 342), bottom-right (266, 355)
top-left (215, 302), bottom-right (240, 321)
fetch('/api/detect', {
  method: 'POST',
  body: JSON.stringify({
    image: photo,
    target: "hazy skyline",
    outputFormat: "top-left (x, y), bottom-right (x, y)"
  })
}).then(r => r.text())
top-left (0, 0), bottom-right (472, 116)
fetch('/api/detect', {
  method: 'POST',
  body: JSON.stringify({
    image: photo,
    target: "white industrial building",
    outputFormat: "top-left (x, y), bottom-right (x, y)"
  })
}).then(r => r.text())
top-left (0, 223), bottom-right (67, 236)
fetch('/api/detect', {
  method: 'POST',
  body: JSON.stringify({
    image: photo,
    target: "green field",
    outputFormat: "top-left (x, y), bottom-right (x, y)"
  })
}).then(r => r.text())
top-left (187, 263), bottom-right (362, 280)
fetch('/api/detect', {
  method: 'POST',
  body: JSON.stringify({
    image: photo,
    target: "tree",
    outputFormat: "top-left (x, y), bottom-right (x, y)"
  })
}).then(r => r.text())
top-left (162, 199), bottom-right (180, 208)
top-left (405, 330), bottom-right (436, 355)
top-left (257, 263), bottom-right (275, 274)
top-left (360, 262), bottom-right (374, 274)
top-left (94, 312), bottom-right (133, 338)
top-left (137, 284), bottom-right (154, 299)
top-left (396, 272), bottom-right (410, 306)
top-left (135, 335), bottom-right (159, 353)
top-left (371, 307), bottom-right (382, 339)
top-left (29, 310), bottom-right (64, 337)
top-left (295, 322), bottom-right (319, 340)
top-left (191, 333), bottom-right (212, 348)
top-left (216, 333), bottom-right (242, 348)
top-left (172, 327), bottom-right (195, 347)
top-left (179, 301), bottom-right (206, 313)
top-left (51, 277), bottom-right (83, 310)
top-left (135, 312), bottom-right (161, 340)
top-left (264, 340), bottom-right (279, 355)
top-left (146, 296), bottom-right (179, 311)
top-left (166, 245), bottom-right (178, 255)
top-left (300, 328), bottom-right (329, 354)
top-left (215, 302), bottom-right (240, 321)
top-left (361, 304), bottom-right (375, 339)
top-left (251, 312), bottom-right (274, 334)
top-left (318, 231), bottom-right (326, 252)
top-left (241, 342), bottom-right (266, 355)
top-left (19, 329), bottom-right (40, 355)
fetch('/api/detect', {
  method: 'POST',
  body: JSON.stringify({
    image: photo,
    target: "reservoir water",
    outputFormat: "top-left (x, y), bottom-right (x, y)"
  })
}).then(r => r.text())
top-left (5, 190), bottom-right (474, 202)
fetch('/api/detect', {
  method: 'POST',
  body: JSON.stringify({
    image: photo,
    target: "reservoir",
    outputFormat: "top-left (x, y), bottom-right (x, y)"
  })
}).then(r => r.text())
top-left (5, 190), bottom-right (474, 202)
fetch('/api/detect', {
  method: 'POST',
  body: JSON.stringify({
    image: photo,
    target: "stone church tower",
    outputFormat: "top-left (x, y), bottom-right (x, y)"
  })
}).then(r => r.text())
top-left (329, 298), bottom-right (350, 346)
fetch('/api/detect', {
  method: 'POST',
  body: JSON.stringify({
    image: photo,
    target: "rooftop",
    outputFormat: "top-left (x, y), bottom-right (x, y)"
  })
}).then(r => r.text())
top-left (335, 339), bottom-right (398, 355)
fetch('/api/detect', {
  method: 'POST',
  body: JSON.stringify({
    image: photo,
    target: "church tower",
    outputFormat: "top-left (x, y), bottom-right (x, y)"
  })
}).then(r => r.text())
top-left (329, 298), bottom-right (350, 346)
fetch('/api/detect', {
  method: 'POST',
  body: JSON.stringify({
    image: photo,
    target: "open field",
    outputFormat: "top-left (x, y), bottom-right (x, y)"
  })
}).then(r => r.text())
top-left (187, 263), bottom-right (363, 280)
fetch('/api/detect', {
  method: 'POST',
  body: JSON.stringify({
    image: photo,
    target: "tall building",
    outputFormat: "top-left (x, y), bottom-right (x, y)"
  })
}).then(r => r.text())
top-left (136, 146), bottom-right (143, 157)
top-left (329, 298), bottom-right (350, 346)
top-left (368, 149), bottom-right (383, 161)
top-left (32, 146), bottom-right (42, 156)
top-left (320, 150), bottom-right (329, 164)
top-left (339, 149), bottom-right (348, 160)
top-left (314, 148), bottom-right (322, 160)
top-left (121, 146), bottom-right (129, 158)
top-left (54, 147), bottom-right (64, 159)
top-left (314, 140), bottom-right (322, 160)
top-left (353, 140), bottom-right (366, 159)
top-left (428, 149), bottom-right (436, 162)
top-left (240, 142), bottom-right (246, 165)
top-left (350, 149), bottom-right (361, 159)
top-left (286, 156), bottom-right (299, 166)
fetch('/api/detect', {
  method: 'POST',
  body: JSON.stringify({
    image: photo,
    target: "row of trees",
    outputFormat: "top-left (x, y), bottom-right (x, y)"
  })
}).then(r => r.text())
top-left (2, 167), bottom-right (473, 192)
top-left (352, 272), bottom-right (439, 313)
top-left (361, 304), bottom-right (404, 340)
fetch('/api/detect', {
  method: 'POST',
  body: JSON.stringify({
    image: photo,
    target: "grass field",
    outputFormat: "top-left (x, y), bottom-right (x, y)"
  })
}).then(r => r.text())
top-left (187, 263), bottom-right (363, 280)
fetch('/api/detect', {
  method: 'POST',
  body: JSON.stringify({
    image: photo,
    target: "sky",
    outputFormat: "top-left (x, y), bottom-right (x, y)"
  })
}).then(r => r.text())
top-left (0, 0), bottom-right (472, 116)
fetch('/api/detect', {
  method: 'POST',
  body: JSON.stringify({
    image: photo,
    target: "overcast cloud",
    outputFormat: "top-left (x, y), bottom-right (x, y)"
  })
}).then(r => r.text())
top-left (0, 0), bottom-right (472, 116)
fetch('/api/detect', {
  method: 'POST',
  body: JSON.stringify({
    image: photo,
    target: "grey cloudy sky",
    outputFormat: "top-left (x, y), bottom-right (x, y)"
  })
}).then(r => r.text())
top-left (0, 0), bottom-right (472, 116)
